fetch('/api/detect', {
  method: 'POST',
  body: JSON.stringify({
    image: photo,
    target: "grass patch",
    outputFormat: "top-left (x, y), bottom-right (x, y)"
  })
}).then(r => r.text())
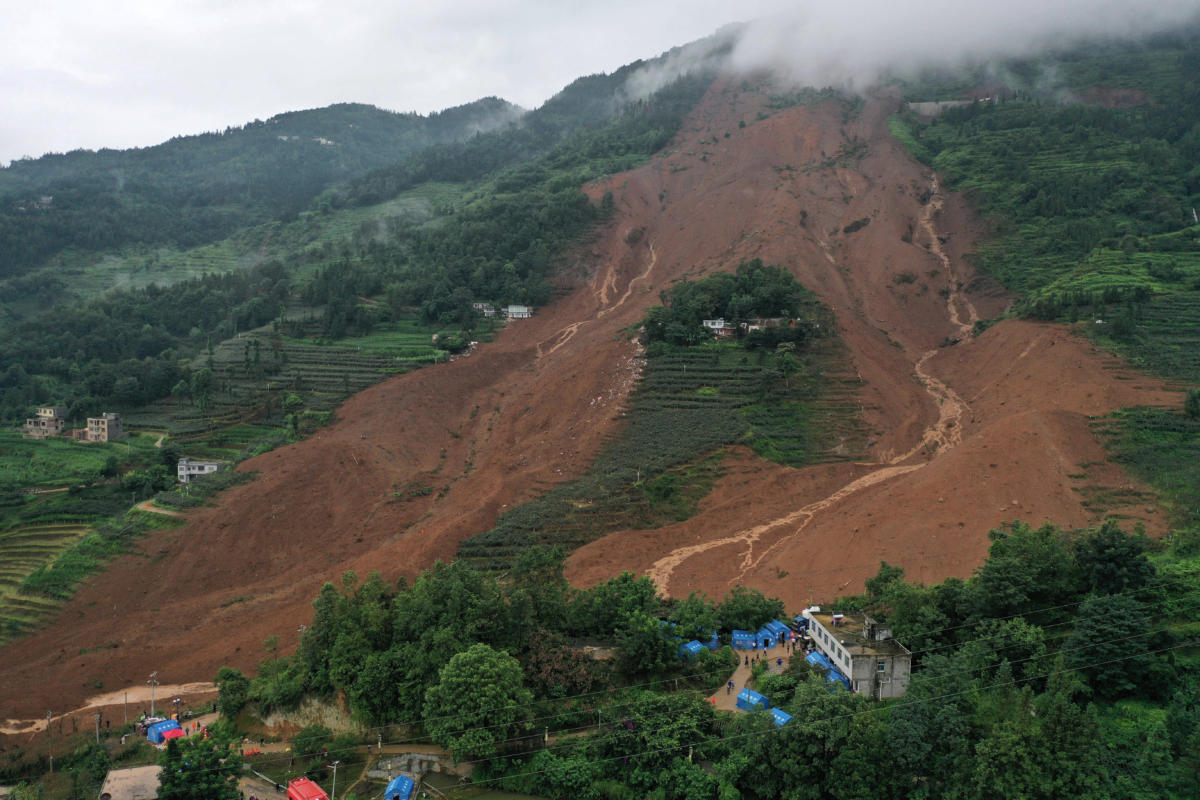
top-left (1094, 407), bottom-right (1200, 529)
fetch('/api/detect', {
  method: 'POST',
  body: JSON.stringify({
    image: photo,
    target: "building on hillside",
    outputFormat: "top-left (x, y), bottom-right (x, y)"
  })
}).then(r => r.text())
top-left (24, 407), bottom-right (68, 438)
top-left (701, 318), bottom-right (736, 338)
top-left (505, 304), bottom-right (533, 319)
top-left (802, 609), bottom-right (912, 699)
top-left (86, 412), bottom-right (125, 442)
top-left (472, 302), bottom-right (497, 318)
top-left (98, 764), bottom-right (161, 800)
top-left (177, 457), bottom-right (224, 484)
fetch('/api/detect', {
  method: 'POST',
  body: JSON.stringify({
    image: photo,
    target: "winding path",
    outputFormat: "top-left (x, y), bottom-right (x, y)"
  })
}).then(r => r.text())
top-left (648, 179), bottom-right (982, 595)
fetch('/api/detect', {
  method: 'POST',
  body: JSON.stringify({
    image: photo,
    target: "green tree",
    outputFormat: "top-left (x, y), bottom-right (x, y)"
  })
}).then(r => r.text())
top-left (615, 610), bottom-right (678, 674)
top-left (190, 368), bottom-right (213, 415)
top-left (715, 585), bottom-right (784, 631)
top-left (157, 722), bottom-right (242, 800)
top-left (1064, 593), bottom-right (1152, 699)
top-left (214, 666), bottom-right (249, 719)
top-left (1073, 520), bottom-right (1156, 595)
top-left (423, 643), bottom-right (532, 762)
top-left (1186, 389), bottom-right (1200, 420)
top-left (292, 724), bottom-right (332, 764)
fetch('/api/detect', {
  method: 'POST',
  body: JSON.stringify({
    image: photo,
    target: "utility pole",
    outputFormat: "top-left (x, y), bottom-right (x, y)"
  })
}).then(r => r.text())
top-left (148, 672), bottom-right (159, 717)
top-left (328, 760), bottom-right (340, 800)
top-left (46, 711), bottom-right (52, 773)
top-left (124, 691), bottom-right (128, 724)
top-left (94, 713), bottom-right (102, 744)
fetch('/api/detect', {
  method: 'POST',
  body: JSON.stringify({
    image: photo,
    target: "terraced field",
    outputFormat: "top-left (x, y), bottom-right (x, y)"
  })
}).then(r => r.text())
top-left (0, 523), bottom-right (92, 640)
top-left (124, 313), bottom-right (462, 442)
top-left (459, 336), bottom-right (866, 571)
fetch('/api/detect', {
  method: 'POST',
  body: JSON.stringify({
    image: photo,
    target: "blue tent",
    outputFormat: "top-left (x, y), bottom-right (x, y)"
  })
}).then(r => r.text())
top-left (731, 629), bottom-right (756, 649)
top-left (679, 640), bottom-right (704, 659)
top-left (705, 631), bottom-right (720, 649)
top-left (147, 719), bottom-right (181, 743)
top-left (736, 688), bottom-right (771, 711)
top-left (793, 614), bottom-right (810, 633)
top-left (805, 651), bottom-right (851, 690)
top-left (755, 627), bottom-right (776, 649)
top-left (826, 671), bottom-right (851, 690)
top-left (770, 708), bottom-right (792, 727)
top-left (384, 775), bottom-right (415, 800)
top-left (764, 620), bottom-right (790, 642)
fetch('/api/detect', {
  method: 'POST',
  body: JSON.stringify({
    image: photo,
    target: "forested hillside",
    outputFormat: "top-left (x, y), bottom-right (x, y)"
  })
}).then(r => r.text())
top-left (0, 99), bottom-right (522, 284)
top-left (894, 26), bottom-right (1200, 383)
top-left (0, 63), bottom-right (715, 422)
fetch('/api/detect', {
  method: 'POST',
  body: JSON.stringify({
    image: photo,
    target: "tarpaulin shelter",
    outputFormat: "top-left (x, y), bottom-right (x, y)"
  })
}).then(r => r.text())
top-left (705, 631), bottom-right (720, 649)
top-left (805, 651), bottom-right (835, 672)
top-left (731, 629), bottom-right (756, 649)
top-left (792, 614), bottom-right (810, 633)
top-left (764, 620), bottom-right (790, 642)
top-left (679, 640), bottom-right (704, 659)
top-left (286, 777), bottom-right (329, 800)
top-left (160, 728), bottom-right (184, 741)
top-left (826, 671), bottom-right (851, 690)
top-left (771, 708), bottom-right (792, 727)
top-left (805, 651), bottom-right (850, 690)
top-left (755, 627), bottom-right (776, 649)
top-left (146, 719), bottom-right (181, 743)
top-left (385, 774), bottom-right (415, 800)
top-left (736, 688), bottom-right (771, 711)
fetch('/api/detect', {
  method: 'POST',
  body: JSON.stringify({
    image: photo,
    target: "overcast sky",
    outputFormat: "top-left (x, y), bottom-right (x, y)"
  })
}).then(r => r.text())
top-left (0, 1), bottom-right (786, 164)
top-left (4, 1), bottom-right (1199, 166)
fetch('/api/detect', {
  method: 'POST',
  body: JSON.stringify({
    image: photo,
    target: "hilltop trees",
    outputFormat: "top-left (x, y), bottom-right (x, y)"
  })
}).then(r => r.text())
top-left (641, 259), bottom-right (820, 348)
top-left (423, 643), bottom-right (533, 762)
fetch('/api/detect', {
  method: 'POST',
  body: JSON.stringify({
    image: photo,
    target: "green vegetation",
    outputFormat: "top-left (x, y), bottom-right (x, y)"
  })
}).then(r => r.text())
top-left (1096, 406), bottom-right (1200, 530)
top-left (459, 336), bottom-right (864, 572)
top-left (203, 519), bottom-right (1200, 799)
top-left (892, 29), bottom-right (1200, 384)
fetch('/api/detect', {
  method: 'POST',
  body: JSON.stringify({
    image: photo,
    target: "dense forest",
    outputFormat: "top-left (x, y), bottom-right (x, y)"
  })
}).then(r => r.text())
top-left (0, 99), bottom-right (522, 282)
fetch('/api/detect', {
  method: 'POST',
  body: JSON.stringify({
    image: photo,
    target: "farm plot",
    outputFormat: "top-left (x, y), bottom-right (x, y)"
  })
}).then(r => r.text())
top-left (459, 337), bottom-right (866, 571)
top-left (124, 314), bottom-right (455, 442)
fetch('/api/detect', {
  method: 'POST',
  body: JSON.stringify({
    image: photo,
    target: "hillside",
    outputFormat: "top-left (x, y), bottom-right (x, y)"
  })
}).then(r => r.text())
top-left (0, 70), bottom-right (1183, 722)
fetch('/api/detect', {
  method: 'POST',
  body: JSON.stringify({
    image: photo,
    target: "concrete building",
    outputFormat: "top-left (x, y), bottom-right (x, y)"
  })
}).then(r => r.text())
top-left (87, 412), bottom-right (125, 442)
top-left (505, 304), bottom-right (533, 319)
top-left (99, 764), bottom-right (161, 800)
top-left (177, 458), bottom-right (223, 484)
top-left (701, 318), bottom-right (736, 338)
top-left (803, 609), bottom-right (912, 699)
top-left (472, 302), bottom-right (497, 318)
top-left (24, 407), bottom-right (68, 438)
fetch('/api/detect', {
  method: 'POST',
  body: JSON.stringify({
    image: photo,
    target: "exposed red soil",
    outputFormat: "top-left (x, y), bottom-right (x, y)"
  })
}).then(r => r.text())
top-left (1078, 86), bottom-right (1151, 108)
top-left (0, 76), bottom-right (1181, 729)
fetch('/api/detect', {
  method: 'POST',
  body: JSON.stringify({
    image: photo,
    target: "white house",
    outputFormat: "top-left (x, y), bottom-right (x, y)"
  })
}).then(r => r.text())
top-left (506, 305), bottom-right (533, 319)
top-left (803, 609), bottom-right (912, 699)
top-left (177, 457), bottom-right (223, 484)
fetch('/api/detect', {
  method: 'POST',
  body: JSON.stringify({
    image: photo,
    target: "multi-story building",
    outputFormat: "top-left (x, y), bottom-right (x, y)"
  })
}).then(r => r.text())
top-left (803, 609), bottom-right (912, 699)
top-left (177, 458), bottom-right (223, 484)
top-left (24, 407), bottom-right (68, 438)
top-left (86, 412), bottom-right (125, 442)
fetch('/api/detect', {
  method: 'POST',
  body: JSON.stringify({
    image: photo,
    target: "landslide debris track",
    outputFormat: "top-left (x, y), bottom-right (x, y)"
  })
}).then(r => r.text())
top-left (0, 79), bottom-right (1177, 721)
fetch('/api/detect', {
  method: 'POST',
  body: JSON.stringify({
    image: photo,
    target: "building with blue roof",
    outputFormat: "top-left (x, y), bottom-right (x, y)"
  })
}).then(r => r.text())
top-left (771, 708), bottom-right (792, 727)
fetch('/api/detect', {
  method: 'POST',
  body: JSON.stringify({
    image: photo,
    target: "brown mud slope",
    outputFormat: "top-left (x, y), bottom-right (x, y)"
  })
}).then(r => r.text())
top-left (0, 77), bottom-right (1179, 722)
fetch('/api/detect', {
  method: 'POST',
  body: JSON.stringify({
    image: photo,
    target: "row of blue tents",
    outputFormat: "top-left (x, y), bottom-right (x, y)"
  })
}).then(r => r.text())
top-left (734, 689), bottom-right (793, 727)
top-left (731, 618), bottom-right (794, 650)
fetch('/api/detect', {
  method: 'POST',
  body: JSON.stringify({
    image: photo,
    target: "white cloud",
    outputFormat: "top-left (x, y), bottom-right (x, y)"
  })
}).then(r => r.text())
top-left (1, 0), bottom-right (1197, 164)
